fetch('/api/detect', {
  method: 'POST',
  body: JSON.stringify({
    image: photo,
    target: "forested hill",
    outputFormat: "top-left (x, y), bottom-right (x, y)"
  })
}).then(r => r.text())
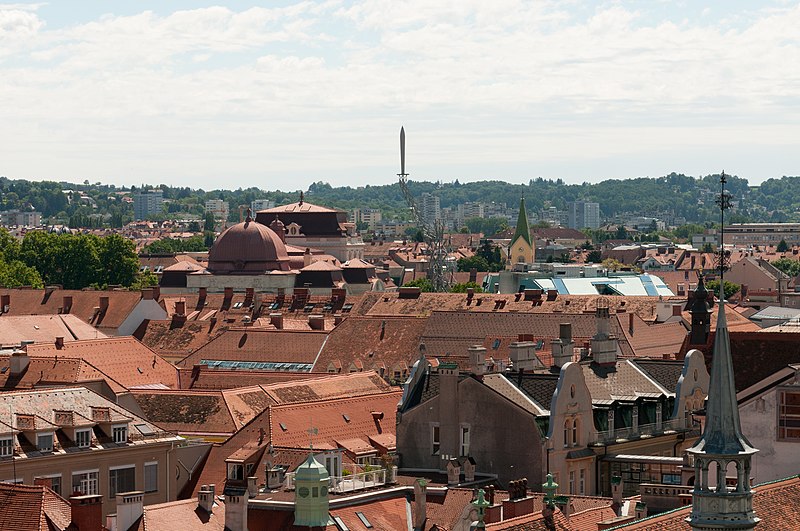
top-left (1, 172), bottom-right (799, 226)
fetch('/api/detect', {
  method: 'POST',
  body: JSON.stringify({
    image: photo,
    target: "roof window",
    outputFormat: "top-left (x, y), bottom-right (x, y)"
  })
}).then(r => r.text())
top-left (356, 512), bottom-right (373, 528)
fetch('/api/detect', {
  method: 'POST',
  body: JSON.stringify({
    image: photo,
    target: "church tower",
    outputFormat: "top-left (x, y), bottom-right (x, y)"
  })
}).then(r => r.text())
top-left (293, 454), bottom-right (330, 527)
top-left (509, 196), bottom-right (534, 266)
top-left (687, 172), bottom-right (758, 530)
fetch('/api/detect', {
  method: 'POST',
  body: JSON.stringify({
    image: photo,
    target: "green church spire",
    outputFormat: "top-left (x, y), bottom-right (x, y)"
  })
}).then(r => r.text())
top-left (512, 196), bottom-right (532, 246)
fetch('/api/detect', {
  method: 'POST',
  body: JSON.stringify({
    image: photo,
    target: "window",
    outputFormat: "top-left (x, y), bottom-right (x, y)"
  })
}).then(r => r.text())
top-left (778, 390), bottom-right (800, 440)
top-left (109, 466), bottom-right (135, 498)
top-left (355, 512), bottom-right (373, 528)
top-left (75, 429), bottom-right (91, 448)
top-left (144, 462), bottom-right (158, 493)
top-left (460, 425), bottom-right (470, 456)
top-left (572, 418), bottom-right (579, 446)
top-left (431, 424), bottom-right (440, 455)
top-left (0, 437), bottom-right (12, 457)
top-left (112, 425), bottom-right (128, 444)
top-left (37, 433), bottom-right (54, 452)
top-left (72, 470), bottom-right (99, 496)
top-left (579, 469), bottom-right (585, 495)
top-left (36, 475), bottom-right (61, 496)
top-left (227, 463), bottom-right (244, 481)
top-left (569, 470), bottom-right (575, 495)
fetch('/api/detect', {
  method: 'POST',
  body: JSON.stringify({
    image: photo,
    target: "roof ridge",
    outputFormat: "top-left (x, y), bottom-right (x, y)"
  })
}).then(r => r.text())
top-left (271, 389), bottom-right (402, 410)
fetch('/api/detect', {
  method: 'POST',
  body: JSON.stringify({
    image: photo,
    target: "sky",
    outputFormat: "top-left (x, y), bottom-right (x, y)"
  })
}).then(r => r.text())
top-left (1, 1), bottom-right (800, 190)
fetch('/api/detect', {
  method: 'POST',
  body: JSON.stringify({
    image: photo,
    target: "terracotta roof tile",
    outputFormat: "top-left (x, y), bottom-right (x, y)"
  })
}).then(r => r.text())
top-left (140, 497), bottom-right (226, 531)
top-left (24, 337), bottom-right (178, 390)
top-left (486, 508), bottom-right (572, 530)
top-left (0, 314), bottom-right (107, 347)
top-left (330, 497), bottom-right (410, 531)
top-left (134, 318), bottom-right (226, 362)
top-left (178, 328), bottom-right (328, 367)
top-left (614, 474), bottom-right (800, 530)
top-left (0, 482), bottom-right (71, 531)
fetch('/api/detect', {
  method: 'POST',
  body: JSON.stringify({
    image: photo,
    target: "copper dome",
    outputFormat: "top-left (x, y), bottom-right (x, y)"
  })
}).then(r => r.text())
top-left (207, 219), bottom-right (291, 274)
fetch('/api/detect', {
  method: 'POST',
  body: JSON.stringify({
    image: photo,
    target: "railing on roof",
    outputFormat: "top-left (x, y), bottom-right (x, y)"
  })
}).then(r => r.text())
top-left (591, 418), bottom-right (686, 445)
top-left (284, 467), bottom-right (396, 494)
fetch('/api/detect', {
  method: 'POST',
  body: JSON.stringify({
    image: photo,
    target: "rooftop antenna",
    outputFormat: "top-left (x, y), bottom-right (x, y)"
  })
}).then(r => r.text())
top-left (307, 421), bottom-right (318, 451)
top-left (715, 171), bottom-right (732, 297)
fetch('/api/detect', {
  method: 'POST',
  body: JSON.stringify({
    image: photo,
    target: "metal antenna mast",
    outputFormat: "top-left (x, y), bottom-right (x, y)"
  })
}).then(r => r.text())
top-left (397, 127), bottom-right (450, 292)
top-left (715, 171), bottom-right (732, 293)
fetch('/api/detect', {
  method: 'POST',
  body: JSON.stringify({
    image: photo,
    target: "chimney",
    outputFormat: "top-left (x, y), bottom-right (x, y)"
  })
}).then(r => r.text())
top-left (247, 476), bottom-right (258, 498)
top-left (380, 320), bottom-right (386, 341)
top-left (141, 288), bottom-right (153, 301)
top-left (269, 313), bottom-right (283, 329)
top-left (224, 287), bottom-right (234, 301)
top-left (10, 348), bottom-right (29, 376)
top-left (469, 267), bottom-right (477, 283)
top-left (413, 479), bottom-right (427, 530)
top-left (334, 313), bottom-right (344, 326)
top-left (99, 296), bottom-right (109, 312)
top-left (199, 287), bottom-right (208, 301)
top-left (463, 457), bottom-right (476, 482)
top-left (175, 300), bottom-right (186, 316)
top-left (635, 501), bottom-right (647, 520)
top-left (151, 286), bottom-right (160, 300)
top-left (551, 323), bottom-right (574, 368)
top-left (69, 494), bottom-right (103, 531)
top-left (0, 293), bottom-right (9, 312)
top-left (244, 288), bottom-right (254, 306)
top-left (672, 305), bottom-right (683, 317)
top-left (741, 284), bottom-right (749, 298)
top-left (509, 341), bottom-right (543, 371)
top-left (466, 288), bottom-right (474, 305)
top-left (398, 287), bottom-right (421, 299)
top-left (198, 484), bottom-right (215, 513)
top-left (224, 489), bottom-right (248, 531)
top-left (107, 491), bottom-right (144, 531)
top-left (308, 314), bottom-right (325, 331)
top-left (446, 459), bottom-right (461, 486)
top-left (628, 312), bottom-right (634, 335)
top-left (55, 336), bottom-right (64, 349)
top-left (611, 476), bottom-right (623, 513)
top-left (592, 305), bottom-right (618, 365)
top-left (303, 248), bottom-right (313, 267)
top-left (62, 295), bottom-right (73, 313)
top-left (468, 345), bottom-right (487, 376)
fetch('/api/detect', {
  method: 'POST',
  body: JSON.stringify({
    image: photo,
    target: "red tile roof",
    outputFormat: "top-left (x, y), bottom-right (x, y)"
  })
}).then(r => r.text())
top-left (0, 482), bottom-right (71, 531)
top-left (177, 328), bottom-right (328, 367)
top-left (138, 497), bottom-right (226, 531)
top-left (330, 496), bottom-right (410, 531)
top-left (486, 508), bottom-right (572, 530)
top-left (615, 475), bottom-right (800, 530)
top-left (24, 337), bottom-right (178, 389)
top-left (0, 314), bottom-right (107, 346)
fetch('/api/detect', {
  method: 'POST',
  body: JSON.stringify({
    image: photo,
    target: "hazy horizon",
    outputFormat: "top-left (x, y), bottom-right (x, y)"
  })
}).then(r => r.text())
top-left (2, 1), bottom-right (799, 189)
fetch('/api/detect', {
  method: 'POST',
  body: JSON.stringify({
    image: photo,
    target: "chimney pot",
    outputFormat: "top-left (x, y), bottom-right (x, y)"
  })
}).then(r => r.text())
top-left (308, 314), bottom-right (325, 331)
top-left (269, 313), bottom-right (283, 329)
top-left (141, 289), bottom-right (153, 301)
top-left (55, 336), bottom-right (64, 349)
top-left (99, 296), bottom-right (109, 311)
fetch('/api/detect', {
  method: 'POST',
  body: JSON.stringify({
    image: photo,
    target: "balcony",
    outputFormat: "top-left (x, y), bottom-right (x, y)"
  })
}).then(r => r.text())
top-left (591, 418), bottom-right (687, 445)
top-left (285, 467), bottom-right (395, 494)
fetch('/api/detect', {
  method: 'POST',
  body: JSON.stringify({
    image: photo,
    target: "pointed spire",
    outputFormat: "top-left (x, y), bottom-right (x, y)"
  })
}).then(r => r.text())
top-left (511, 196), bottom-right (532, 246)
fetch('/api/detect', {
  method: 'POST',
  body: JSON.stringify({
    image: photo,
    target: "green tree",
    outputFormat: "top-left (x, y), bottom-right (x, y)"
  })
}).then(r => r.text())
top-left (586, 250), bottom-right (602, 263)
top-left (615, 225), bottom-right (628, 240)
top-left (602, 258), bottom-right (624, 271)
top-left (450, 281), bottom-right (484, 293)
top-left (777, 239), bottom-right (789, 252)
top-left (457, 255), bottom-right (490, 272)
top-left (771, 258), bottom-right (800, 277)
top-left (0, 259), bottom-right (43, 288)
top-left (701, 243), bottom-right (714, 253)
top-left (203, 212), bottom-right (216, 232)
top-left (97, 234), bottom-right (139, 287)
top-left (129, 270), bottom-right (159, 290)
top-left (706, 279), bottom-right (741, 300)
top-left (402, 277), bottom-right (434, 292)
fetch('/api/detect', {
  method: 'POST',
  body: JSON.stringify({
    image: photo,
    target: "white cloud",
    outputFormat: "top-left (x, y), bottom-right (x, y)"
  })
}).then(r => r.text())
top-left (1, 2), bottom-right (800, 187)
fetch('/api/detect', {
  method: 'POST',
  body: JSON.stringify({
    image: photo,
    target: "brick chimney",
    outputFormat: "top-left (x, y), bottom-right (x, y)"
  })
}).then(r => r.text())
top-left (198, 484), bottom-right (215, 513)
top-left (199, 287), bottom-right (208, 301)
top-left (107, 491), bottom-right (144, 531)
top-left (99, 296), bottom-right (109, 313)
top-left (308, 314), bottom-right (325, 331)
top-left (269, 313), bottom-right (283, 329)
top-left (55, 336), bottom-right (64, 349)
top-left (224, 287), bottom-right (234, 301)
top-left (69, 494), bottom-right (103, 531)
top-left (151, 286), bottom-right (160, 300)
top-left (62, 295), bottom-right (73, 313)
top-left (175, 300), bottom-right (186, 316)
top-left (413, 478), bottom-right (427, 530)
top-left (333, 313), bottom-right (344, 326)
top-left (141, 288), bottom-right (154, 301)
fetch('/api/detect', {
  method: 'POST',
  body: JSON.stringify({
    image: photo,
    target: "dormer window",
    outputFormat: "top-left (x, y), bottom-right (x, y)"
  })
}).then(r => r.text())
top-left (37, 433), bottom-right (54, 452)
top-left (112, 424), bottom-right (128, 444)
top-left (227, 463), bottom-right (244, 481)
top-left (75, 429), bottom-right (91, 448)
top-left (0, 436), bottom-right (13, 457)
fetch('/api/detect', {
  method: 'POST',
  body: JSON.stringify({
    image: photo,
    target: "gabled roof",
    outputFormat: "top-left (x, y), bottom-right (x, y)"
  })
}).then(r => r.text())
top-left (24, 337), bottom-right (178, 390)
top-left (0, 314), bottom-right (107, 346)
top-left (581, 360), bottom-right (666, 402)
top-left (0, 483), bottom-right (71, 531)
top-left (136, 498), bottom-right (226, 531)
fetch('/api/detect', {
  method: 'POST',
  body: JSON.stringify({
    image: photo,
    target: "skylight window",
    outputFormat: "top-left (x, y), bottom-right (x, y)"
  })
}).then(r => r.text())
top-left (355, 512), bottom-right (373, 528)
top-left (333, 516), bottom-right (350, 531)
top-left (279, 423), bottom-right (287, 431)
top-left (342, 414), bottom-right (350, 423)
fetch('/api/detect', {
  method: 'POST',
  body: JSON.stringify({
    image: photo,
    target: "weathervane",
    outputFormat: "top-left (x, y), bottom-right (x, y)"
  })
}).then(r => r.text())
top-left (715, 171), bottom-right (732, 289)
top-left (307, 424), bottom-right (318, 451)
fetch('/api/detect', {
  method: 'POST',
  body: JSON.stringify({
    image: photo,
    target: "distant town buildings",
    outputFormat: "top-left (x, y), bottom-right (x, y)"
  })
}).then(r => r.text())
top-left (133, 189), bottom-right (163, 220)
top-left (418, 192), bottom-right (441, 225)
top-left (205, 199), bottom-right (230, 222)
top-left (724, 222), bottom-right (800, 246)
top-left (350, 207), bottom-right (382, 229)
top-left (0, 209), bottom-right (41, 227)
top-left (567, 201), bottom-right (600, 229)
top-left (250, 199), bottom-right (275, 212)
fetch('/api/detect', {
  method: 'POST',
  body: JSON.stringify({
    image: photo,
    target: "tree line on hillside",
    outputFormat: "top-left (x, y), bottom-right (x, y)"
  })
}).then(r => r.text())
top-left (3, 172), bottom-right (800, 228)
top-left (0, 228), bottom-right (154, 290)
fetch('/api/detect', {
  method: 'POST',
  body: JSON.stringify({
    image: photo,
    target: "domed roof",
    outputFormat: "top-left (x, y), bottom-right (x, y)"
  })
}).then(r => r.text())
top-left (207, 217), bottom-right (291, 274)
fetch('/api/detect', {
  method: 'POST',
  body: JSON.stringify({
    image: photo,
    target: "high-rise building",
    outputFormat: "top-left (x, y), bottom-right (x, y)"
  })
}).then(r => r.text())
top-left (568, 201), bottom-right (600, 229)
top-left (418, 193), bottom-right (441, 226)
top-left (205, 199), bottom-right (230, 222)
top-left (350, 208), bottom-right (382, 229)
top-left (0, 210), bottom-right (41, 227)
top-left (133, 190), bottom-right (164, 220)
top-left (251, 199), bottom-right (275, 213)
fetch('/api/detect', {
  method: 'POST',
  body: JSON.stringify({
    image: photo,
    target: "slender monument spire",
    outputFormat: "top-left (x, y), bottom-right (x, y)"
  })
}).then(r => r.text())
top-left (687, 171), bottom-right (759, 530)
